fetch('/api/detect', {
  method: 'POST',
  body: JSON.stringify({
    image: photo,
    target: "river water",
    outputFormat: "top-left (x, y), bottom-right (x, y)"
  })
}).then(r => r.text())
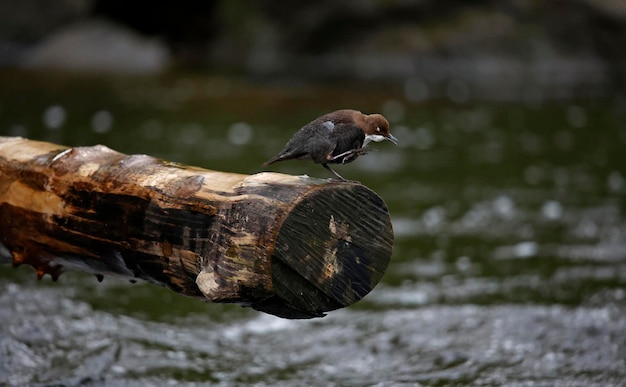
top-left (1, 72), bottom-right (625, 386)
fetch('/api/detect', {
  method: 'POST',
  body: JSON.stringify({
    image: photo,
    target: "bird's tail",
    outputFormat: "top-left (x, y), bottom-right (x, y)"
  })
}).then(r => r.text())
top-left (261, 156), bottom-right (280, 167)
top-left (262, 149), bottom-right (303, 167)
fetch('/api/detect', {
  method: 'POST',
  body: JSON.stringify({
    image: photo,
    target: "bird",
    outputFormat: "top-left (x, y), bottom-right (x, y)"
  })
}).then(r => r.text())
top-left (262, 109), bottom-right (398, 181)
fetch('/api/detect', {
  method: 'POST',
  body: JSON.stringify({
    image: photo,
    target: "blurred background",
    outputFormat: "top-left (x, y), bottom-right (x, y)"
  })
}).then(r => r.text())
top-left (1, 1), bottom-right (626, 386)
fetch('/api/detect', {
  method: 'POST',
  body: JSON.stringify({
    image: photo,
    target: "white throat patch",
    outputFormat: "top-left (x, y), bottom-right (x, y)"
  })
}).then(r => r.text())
top-left (363, 134), bottom-right (385, 147)
top-left (322, 121), bottom-right (335, 131)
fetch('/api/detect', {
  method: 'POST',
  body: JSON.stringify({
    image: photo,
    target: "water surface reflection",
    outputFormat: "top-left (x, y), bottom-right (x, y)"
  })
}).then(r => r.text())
top-left (1, 73), bottom-right (625, 385)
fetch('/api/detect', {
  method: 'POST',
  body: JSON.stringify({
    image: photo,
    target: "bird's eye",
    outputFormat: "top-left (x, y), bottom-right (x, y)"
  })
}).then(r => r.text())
top-left (376, 127), bottom-right (381, 132)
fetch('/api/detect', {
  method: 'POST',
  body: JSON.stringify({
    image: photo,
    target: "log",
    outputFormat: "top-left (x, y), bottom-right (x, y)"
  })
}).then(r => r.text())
top-left (0, 137), bottom-right (393, 319)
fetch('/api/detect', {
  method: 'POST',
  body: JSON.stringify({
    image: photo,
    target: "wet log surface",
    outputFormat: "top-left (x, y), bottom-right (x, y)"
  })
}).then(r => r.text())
top-left (0, 137), bottom-right (393, 319)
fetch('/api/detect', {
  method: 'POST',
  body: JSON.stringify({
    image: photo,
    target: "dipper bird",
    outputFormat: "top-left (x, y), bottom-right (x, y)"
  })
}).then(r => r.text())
top-left (262, 109), bottom-right (398, 181)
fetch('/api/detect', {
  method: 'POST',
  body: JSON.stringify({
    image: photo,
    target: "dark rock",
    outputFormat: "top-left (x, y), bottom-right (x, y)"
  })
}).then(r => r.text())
top-left (22, 19), bottom-right (171, 75)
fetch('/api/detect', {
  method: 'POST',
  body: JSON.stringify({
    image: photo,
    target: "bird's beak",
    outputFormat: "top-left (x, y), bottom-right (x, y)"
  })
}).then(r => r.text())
top-left (387, 133), bottom-right (399, 145)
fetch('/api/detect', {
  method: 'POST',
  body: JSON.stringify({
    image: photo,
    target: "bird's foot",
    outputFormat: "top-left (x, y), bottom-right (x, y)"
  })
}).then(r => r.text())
top-left (329, 147), bottom-right (368, 163)
top-left (322, 163), bottom-right (360, 183)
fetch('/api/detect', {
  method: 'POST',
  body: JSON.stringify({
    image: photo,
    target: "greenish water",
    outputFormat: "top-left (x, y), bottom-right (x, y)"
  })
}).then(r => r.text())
top-left (1, 71), bottom-right (626, 386)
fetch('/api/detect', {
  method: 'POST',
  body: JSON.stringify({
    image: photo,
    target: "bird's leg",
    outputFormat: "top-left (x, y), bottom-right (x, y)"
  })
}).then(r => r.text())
top-left (322, 164), bottom-right (360, 184)
top-left (328, 148), bottom-right (368, 164)
top-left (322, 163), bottom-right (347, 181)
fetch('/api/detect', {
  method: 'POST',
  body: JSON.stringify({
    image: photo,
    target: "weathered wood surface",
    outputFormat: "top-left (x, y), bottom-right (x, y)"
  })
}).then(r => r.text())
top-left (0, 137), bottom-right (394, 318)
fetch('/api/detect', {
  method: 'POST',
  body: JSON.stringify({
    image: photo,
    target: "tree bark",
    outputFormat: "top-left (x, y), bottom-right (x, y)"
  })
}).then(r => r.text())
top-left (0, 136), bottom-right (393, 319)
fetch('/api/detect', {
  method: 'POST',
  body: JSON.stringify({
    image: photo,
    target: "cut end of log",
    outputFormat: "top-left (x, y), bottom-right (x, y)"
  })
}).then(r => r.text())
top-left (248, 182), bottom-right (394, 319)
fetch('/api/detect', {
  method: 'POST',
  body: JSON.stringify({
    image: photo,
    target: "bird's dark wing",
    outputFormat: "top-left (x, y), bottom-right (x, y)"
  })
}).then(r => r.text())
top-left (327, 123), bottom-right (365, 164)
top-left (262, 123), bottom-right (334, 166)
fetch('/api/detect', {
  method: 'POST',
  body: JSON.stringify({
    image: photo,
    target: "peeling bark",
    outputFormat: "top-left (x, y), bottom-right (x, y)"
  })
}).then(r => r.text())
top-left (0, 137), bottom-right (393, 319)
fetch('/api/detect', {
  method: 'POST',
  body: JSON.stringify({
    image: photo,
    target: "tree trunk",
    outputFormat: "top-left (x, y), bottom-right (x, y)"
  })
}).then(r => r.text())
top-left (0, 136), bottom-right (393, 319)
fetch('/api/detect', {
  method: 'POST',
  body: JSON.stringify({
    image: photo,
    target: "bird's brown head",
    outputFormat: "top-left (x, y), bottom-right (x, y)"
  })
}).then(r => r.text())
top-left (362, 113), bottom-right (398, 145)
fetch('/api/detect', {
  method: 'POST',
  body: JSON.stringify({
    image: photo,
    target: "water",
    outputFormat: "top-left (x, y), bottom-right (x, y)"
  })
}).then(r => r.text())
top-left (1, 71), bottom-right (626, 385)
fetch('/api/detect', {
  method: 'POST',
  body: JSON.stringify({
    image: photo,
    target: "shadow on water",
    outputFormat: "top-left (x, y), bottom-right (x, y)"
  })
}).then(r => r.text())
top-left (1, 70), bottom-right (626, 385)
